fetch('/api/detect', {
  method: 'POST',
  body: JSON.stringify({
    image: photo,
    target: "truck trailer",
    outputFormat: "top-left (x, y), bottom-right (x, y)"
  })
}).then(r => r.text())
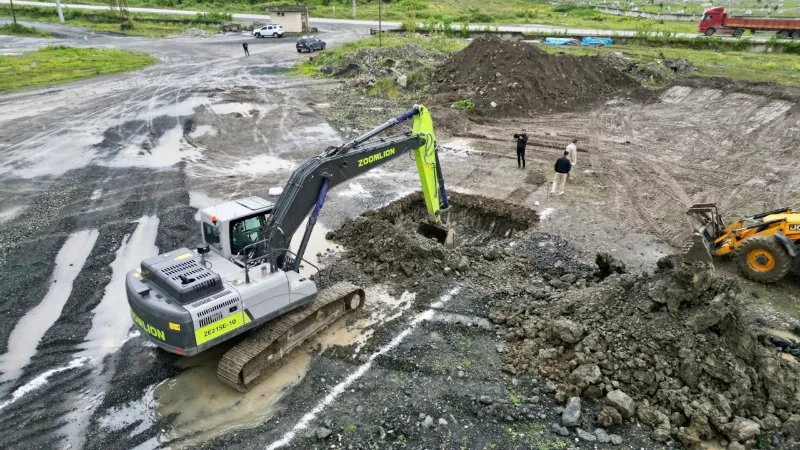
top-left (699, 6), bottom-right (800, 39)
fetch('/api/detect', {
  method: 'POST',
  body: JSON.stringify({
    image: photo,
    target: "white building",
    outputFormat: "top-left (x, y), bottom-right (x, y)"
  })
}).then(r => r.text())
top-left (267, 6), bottom-right (314, 33)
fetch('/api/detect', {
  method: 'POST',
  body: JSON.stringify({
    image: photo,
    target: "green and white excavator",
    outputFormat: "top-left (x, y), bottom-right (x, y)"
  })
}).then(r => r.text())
top-left (126, 106), bottom-right (454, 391)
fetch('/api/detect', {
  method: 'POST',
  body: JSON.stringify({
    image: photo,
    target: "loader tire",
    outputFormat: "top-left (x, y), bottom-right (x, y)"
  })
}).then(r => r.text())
top-left (791, 254), bottom-right (800, 277)
top-left (736, 235), bottom-right (792, 283)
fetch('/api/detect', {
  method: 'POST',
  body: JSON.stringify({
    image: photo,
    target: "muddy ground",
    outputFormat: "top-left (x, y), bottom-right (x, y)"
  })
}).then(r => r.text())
top-left (1, 22), bottom-right (800, 450)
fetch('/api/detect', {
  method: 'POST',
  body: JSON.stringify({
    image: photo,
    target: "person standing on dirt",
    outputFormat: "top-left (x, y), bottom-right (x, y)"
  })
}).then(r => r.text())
top-left (513, 129), bottom-right (528, 169)
top-left (243, 42), bottom-right (250, 57)
top-left (550, 151), bottom-right (572, 195)
top-left (566, 138), bottom-right (578, 181)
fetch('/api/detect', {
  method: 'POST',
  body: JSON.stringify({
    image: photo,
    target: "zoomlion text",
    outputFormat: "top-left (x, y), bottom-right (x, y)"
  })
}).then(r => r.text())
top-left (358, 148), bottom-right (395, 167)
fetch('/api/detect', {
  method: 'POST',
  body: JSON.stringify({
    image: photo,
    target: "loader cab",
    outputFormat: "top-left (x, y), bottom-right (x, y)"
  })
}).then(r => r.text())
top-left (199, 196), bottom-right (274, 260)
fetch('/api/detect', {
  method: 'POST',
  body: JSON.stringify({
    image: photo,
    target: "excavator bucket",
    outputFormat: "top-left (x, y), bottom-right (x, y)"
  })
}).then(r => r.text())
top-left (684, 203), bottom-right (724, 263)
top-left (417, 221), bottom-right (456, 247)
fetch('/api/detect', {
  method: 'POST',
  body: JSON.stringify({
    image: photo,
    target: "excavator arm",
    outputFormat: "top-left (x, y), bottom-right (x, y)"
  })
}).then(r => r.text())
top-left (254, 105), bottom-right (451, 271)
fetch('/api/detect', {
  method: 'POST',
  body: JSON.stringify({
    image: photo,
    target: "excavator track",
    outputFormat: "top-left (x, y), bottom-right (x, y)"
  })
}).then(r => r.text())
top-left (217, 282), bottom-right (365, 392)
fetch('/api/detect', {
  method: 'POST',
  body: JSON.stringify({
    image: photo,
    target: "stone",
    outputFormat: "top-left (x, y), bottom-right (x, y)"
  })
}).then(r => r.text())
top-left (606, 390), bottom-right (636, 419)
top-left (422, 415), bottom-right (434, 429)
top-left (762, 414), bottom-right (781, 431)
top-left (315, 427), bottom-right (332, 440)
top-left (560, 273), bottom-right (578, 284)
top-left (538, 348), bottom-right (559, 359)
top-left (552, 319), bottom-right (584, 344)
top-left (457, 255), bottom-right (470, 272)
top-left (569, 364), bottom-right (601, 387)
top-left (594, 428), bottom-right (611, 443)
top-left (638, 405), bottom-right (669, 427)
top-left (692, 310), bottom-right (723, 333)
top-left (782, 414), bottom-right (800, 439)
top-left (479, 396), bottom-right (493, 405)
top-left (488, 311), bottom-right (506, 324)
top-left (726, 417), bottom-right (760, 442)
top-left (653, 427), bottom-right (671, 442)
top-left (576, 428), bottom-right (596, 441)
top-left (597, 405), bottom-right (623, 427)
top-left (438, 418), bottom-right (448, 426)
top-left (396, 74), bottom-right (408, 88)
top-left (609, 434), bottom-right (623, 445)
top-left (728, 442), bottom-right (746, 450)
top-left (561, 397), bottom-right (582, 427)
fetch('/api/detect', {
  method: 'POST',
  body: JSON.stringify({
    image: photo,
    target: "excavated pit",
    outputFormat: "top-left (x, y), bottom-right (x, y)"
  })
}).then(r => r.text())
top-left (326, 191), bottom-right (538, 284)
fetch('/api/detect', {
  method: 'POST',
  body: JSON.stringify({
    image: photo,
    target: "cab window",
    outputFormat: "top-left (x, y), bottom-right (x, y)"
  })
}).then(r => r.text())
top-left (230, 213), bottom-right (267, 256)
top-left (203, 222), bottom-right (221, 250)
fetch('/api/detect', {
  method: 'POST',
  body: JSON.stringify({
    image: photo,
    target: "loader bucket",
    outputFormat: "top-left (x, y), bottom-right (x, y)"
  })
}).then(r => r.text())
top-left (684, 228), bottom-right (715, 263)
top-left (683, 203), bottom-right (724, 263)
top-left (417, 221), bottom-right (456, 248)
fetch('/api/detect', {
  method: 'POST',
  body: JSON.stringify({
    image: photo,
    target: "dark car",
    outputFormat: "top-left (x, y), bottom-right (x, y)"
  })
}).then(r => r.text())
top-left (296, 36), bottom-right (326, 53)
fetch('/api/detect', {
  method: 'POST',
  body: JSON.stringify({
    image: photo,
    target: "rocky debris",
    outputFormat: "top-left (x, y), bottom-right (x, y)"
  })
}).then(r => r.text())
top-left (610, 434), bottom-right (623, 445)
top-left (595, 252), bottom-right (626, 279)
top-left (576, 428), bottom-right (596, 441)
top-left (606, 390), bottom-right (636, 419)
top-left (495, 254), bottom-right (800, 445)
top-left (422, 415), bottom-right (434, 429)
top-left (432, 36), bottom-right (637, 117)
top-left (315, 427), bottom-right (332, 440)
top-left (562, 397), bottom-right (582, 427)
top-left (594, 427), bottom-right (611, 443)
top-left (178, 28), bottom-right (213, 38)
top-left (603, 53), bottom-right (697, 86)
top-left (318, 43), bottom-right (445, 92)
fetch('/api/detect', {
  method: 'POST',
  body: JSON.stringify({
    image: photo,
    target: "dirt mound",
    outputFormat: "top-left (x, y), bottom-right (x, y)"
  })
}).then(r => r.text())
top-left (178, 28), bottom-right (212, 38)
top-left (431, 36), bottom-right (637, 116)
top-left (327, 191), bottom-right (538, 285)
top-left (603, 53), bottom-right (697, 86)
top-left (493, 255), bottom-right (800, 447)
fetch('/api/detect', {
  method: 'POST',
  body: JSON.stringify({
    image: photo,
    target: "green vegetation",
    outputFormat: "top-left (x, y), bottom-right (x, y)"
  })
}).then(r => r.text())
top-left (0, 22), bottom-right (52, 37)
top-left (0, 46), bottom-right (156, 92)
top-left (24, 0), bottom-right (700, 35)
top-left (541, 43), bottom-right (800, 87)
top-left (450, 99), bottom-right (475, 110)
top-left (293, 33), bottom-right (464, 77)
top-left (0, 5), bottom-right (227, 37)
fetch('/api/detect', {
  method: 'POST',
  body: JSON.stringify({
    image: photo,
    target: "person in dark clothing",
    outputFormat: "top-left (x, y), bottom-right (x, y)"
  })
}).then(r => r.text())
top-left (550, 150), bottom-right (572, 195)
top-left (243, 42), bottom-right (250, 56)
top-left (513, 129), bottom-right (528, 168)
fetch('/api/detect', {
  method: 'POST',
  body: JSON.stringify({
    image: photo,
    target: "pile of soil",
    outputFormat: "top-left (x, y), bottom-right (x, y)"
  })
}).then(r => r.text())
top-left (431, 36), bottom-right (637, 116)
top-left (492, 255), bottom-right (800, 448)
top-left (603, 53), bottom-right (697, 86)
top-left (326, 191), bottom-right (539, 292)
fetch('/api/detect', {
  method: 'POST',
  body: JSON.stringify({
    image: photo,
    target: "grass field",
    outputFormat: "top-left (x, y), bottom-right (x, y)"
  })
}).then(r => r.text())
top-left (542, 43), bottom-right (800, 87)
top-left (0, 22), bottom-right (52, 37)
top-left (0, 5), bottom-right (224, 37)
top-left (0, 46), bottom-right (156, 92)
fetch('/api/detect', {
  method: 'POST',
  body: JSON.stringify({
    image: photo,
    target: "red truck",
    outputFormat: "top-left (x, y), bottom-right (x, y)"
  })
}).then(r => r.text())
top-left (698, 6), bottom-right (800, 39)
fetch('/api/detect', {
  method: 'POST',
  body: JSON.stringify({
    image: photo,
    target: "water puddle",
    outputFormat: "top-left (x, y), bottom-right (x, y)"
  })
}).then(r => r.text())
top-left (234, 154), bottom-right (297, 176)
top-left (337, 182), bottom-right (373, 199)
top-left (77, 216), bottom-right (160, 359)
top-left (0, 357), bottom-right (91, 412)
top-left (290, 221), bottom-right (338, 278)
top-left (0, 205), bottom-right (26, 223)
top-left (189, 125), bottom-right (218, 139)
top-left (138, 96), bottom-right (208, 121)
top-left (0, 131), bottom-right (100, 179)
top-left (0, 229), bottom-right (99, 383)
top-left (101, 125), bottom-right (202, 169)
top-left (765, 328), bottom-right (800, 342)
top-left (207, 102), bottom-right (262, 117)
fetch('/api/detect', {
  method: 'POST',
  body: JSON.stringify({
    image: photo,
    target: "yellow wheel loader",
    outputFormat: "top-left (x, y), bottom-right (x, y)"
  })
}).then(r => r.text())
top-left (686, 204), bottom-right (800, 283)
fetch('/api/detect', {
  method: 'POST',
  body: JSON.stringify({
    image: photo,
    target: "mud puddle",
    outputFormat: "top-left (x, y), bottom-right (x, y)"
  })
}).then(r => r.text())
top-left (113, 285), bottom-right (415, 447)
top-left (0, 229), bottom-right (99, 384)
top-left (78, 216), bottom-right (160, 359)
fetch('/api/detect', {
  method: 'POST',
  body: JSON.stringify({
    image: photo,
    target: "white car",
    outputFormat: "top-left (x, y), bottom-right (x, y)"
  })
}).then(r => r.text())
top-left (253, 24), bottom-right (284, 38)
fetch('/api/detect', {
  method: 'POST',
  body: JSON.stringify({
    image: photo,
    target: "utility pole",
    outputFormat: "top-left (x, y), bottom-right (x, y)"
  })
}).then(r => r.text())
top-left (9, 0), bottom-right (16, 25)
top-left (378, 0), bottom-right (382, 47)
top-left (352, 0), bottom-right (356, 18)
top-left (55, 0), bottom-right (65, 23)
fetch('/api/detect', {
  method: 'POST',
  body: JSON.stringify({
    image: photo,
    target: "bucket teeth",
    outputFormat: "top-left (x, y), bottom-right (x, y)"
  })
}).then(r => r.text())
top-left (682, 230), bottom-right (714, 263)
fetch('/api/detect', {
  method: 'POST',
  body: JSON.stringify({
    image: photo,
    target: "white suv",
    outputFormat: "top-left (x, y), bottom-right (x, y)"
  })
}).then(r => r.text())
top-left (253, 24), bottom-right (284, 38)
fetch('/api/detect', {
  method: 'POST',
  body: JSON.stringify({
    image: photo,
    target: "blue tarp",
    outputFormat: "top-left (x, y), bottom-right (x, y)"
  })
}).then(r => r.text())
top-left (581, 37), bottom-right (613, 46)
top-left (542, 37), bottom-right (575, 46)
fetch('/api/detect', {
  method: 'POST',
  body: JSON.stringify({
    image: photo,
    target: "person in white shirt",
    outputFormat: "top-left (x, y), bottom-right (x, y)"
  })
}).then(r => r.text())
top-left (566, 139), bottom-right (577, 181)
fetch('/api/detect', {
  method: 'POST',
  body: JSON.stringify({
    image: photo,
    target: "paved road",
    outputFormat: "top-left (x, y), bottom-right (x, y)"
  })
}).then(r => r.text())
top-left (2, 0), bottom-right (772, 40)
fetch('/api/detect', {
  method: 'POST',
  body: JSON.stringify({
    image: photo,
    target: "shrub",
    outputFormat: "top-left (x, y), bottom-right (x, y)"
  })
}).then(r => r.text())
top-left (451, 99), bottom-right (475, 110)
